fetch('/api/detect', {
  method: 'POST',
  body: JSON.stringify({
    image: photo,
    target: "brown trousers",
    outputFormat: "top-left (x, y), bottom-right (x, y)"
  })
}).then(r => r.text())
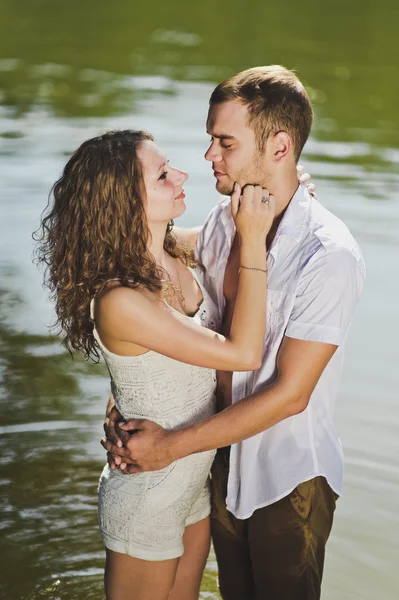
top-left (211, 448), bottom-right (338, 600)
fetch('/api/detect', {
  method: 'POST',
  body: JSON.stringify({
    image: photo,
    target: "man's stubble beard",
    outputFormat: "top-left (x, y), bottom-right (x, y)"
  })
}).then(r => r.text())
top-left (215, 178), bottom-right (235, 196)
top-left (215, 151), bottom-right (271, 197)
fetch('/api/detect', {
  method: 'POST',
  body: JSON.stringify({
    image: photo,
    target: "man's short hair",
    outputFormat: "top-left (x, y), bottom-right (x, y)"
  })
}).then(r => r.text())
top-left (210, 65), bottom-right (313, 160)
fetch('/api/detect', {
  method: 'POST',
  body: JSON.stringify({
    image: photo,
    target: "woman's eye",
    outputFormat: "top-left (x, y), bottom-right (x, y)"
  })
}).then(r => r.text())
top-left (159, 171), bottom-right (168, 180)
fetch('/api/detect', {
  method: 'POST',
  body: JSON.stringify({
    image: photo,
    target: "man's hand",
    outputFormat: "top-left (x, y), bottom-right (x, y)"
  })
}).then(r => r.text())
top-left (104, 403), bottom-right (128, 470)
top-left (101, 419), bottom-right (176, 474)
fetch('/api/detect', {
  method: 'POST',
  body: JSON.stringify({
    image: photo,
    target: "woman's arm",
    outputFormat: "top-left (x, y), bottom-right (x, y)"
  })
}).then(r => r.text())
top-left (96, 184), bottom-right (274, 372)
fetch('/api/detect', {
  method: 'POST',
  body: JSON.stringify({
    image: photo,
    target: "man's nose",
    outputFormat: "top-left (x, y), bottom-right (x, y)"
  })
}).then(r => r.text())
top-left (205, 143), bottom-right (222, 163)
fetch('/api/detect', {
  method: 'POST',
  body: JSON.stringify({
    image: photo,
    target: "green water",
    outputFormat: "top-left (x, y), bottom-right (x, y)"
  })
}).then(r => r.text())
top-left (1, 1), bottom-right (398, 598)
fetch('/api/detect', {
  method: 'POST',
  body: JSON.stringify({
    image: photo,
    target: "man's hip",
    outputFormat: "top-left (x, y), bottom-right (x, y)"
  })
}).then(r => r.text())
top-left (210, 447), bottom-right (338, 600)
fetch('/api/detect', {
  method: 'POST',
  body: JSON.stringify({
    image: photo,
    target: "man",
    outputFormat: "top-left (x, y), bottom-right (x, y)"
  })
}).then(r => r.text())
top-left (102, 65), bottom-right (365, 599)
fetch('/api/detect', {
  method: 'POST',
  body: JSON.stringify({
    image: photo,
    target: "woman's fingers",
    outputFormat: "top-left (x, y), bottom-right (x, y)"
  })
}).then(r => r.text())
top-left (240, 184), bottom-right (263, 210)
top-left (297, 166), bottom-right (317, 198)
top-left (263, 192), bottom-right (276, 215)
top-left (230, 181), bottom-right (242, 219)
top-left (260, 190), bottom-right (276, 230)
top-left (307, 183), bottom-right (317, 198)
top-left (299, 172), bottom-right (311, 184)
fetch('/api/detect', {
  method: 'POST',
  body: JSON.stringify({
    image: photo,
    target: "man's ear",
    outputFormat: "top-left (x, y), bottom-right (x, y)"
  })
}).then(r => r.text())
top-left (271, 131), bottom-right (292, 162)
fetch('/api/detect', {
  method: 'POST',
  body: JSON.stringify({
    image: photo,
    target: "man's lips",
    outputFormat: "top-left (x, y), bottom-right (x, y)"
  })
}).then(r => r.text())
top-left (213, 170), bottom-right (227, 179)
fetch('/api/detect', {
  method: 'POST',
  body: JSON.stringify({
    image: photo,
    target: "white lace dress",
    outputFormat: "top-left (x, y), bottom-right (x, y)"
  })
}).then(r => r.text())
top-left (93, 268), bottom-right (218, 561)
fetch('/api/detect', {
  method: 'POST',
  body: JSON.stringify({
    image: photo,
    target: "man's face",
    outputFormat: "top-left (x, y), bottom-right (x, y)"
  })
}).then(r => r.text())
top-left (205, 99), bottom-right (271, 196)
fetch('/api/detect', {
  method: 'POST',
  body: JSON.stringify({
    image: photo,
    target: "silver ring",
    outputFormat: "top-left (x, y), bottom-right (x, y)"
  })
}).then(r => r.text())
top-left (262, 195), bottom-right (269, 203)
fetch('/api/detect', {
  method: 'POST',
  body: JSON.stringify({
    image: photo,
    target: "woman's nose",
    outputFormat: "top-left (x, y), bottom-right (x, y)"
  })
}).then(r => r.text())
top-left (175, 168), bottom-right (188, 185)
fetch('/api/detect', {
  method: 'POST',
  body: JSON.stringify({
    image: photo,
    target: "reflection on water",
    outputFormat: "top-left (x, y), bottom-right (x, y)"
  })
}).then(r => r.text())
top-left (0, 288), bottom-right (106, 599)
top-left (0, 291), bottom-right (220, 599)
top-left (1, 1), bottom-right (399, 598)
top-left (1, 0), bottom-right (399, 145)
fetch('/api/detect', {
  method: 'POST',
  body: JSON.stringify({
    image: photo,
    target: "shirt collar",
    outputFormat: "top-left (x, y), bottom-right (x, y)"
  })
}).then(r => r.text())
top-left (274, 183), bottom-right (311, 244)
top-left (219, 196), bottom-right (235, 247)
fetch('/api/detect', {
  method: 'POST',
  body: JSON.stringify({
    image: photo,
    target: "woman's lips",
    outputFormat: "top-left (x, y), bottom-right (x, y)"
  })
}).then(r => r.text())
top-left (175, 191), bottom-right (186, 199)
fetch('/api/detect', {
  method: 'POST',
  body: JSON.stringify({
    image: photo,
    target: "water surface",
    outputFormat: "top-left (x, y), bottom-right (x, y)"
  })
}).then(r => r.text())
top-left (1, 2), bottom-right (398, 598)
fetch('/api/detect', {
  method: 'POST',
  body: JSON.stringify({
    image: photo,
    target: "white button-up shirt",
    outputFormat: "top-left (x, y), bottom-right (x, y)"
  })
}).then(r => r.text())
top-left (195, 184), bottom-right (366, 519)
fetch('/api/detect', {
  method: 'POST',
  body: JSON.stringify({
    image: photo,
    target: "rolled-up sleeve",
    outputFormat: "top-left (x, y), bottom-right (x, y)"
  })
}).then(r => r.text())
top-left (285, 248), bottom-right (366, 346)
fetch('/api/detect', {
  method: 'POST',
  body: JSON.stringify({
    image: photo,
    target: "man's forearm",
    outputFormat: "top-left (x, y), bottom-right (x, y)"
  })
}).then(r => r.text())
top-left (169, 336), bottom-right (337, 460)
top-left (170, 381), bottom-right (304, 460)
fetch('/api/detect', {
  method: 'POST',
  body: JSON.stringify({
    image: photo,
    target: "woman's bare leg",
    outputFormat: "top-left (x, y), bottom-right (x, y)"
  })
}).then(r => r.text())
top-left (104, 548), bottom-right (179, 600)
top-left (168, 517), bottom-right (211, 600)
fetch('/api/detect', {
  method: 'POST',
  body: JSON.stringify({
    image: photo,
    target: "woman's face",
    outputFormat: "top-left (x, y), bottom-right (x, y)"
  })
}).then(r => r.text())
top-left (138, 140), bottom-right (188, 225)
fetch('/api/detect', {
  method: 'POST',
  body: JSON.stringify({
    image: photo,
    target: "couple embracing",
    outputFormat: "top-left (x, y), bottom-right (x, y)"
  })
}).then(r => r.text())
top-left (37, 65), bottom-right (365, 600)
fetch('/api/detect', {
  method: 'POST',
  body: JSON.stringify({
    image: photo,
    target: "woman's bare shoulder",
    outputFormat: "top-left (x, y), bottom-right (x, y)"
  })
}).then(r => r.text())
top-left (96, 283), bottom-right (162, 323)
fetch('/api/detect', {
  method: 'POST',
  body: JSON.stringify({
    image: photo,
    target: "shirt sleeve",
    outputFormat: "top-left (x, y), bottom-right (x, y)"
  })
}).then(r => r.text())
top-left (285, 247), bottom-right (366, 346)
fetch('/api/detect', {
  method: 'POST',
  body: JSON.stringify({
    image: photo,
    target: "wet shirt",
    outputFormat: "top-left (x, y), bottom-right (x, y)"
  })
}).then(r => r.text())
top-left (195, 184), bottom-right (366, 519)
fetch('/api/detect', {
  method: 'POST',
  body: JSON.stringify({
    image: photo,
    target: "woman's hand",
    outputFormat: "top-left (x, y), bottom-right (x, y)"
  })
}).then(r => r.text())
top-left (231, 182), bottom-right (276, 244)
top-left (297, 164), bottom-right (316, 198)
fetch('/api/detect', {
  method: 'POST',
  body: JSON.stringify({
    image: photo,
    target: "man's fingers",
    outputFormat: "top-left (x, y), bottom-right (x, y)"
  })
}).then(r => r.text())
top-left (119, 419), bottom-right (146, 432)
top-left (123, 463), bottom-right (142, 474)
top-left (107, 452), bottom-right (138, 474)
top-left (104, 420), bottom-right (123, 448)
top-left (107, 452), bottom-right (126, 469)
top-left (101, 437), bottom-right (129, 457)
top-left (107, 451), bottom-right (117, 470)
top-left (104, 405), bottom-right (125, 447)
top-left (108, 405), bottom-right (123, 421)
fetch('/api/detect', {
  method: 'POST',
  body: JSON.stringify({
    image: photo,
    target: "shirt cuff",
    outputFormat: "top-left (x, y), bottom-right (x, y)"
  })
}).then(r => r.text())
top-left (285, 319), bottom-right (343, 346)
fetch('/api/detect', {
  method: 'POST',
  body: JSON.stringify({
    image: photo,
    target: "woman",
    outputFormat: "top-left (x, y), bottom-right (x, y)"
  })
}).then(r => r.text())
top-left (35, 129), bottom-right (274, 600)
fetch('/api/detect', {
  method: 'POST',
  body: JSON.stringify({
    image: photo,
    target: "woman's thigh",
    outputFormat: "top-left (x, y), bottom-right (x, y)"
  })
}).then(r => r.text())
top-left (104, 548), bottom-right (179, 600)
top-left (168, 517), bottom-right (211, 600)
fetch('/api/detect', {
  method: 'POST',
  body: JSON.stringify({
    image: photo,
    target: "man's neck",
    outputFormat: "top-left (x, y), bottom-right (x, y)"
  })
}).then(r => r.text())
top-left (265, 167), bottom-right (299, 248)
top-left (268, 168), bottom-right (299, 219)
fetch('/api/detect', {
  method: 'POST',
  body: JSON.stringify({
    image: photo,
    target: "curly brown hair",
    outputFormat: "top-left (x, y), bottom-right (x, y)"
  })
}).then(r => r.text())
top-left (34, 129), bottom-right (193, 362)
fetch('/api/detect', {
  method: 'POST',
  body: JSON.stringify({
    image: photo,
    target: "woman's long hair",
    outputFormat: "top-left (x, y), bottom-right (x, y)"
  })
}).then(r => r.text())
top-left (34, 129), bottom-right (193, 362)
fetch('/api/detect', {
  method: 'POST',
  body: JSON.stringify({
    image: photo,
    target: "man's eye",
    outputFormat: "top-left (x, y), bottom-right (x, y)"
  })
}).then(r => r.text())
top-left (159, 172), bottom-right (168, 180)
top-left (221, 144), bottom-right (233, 150)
